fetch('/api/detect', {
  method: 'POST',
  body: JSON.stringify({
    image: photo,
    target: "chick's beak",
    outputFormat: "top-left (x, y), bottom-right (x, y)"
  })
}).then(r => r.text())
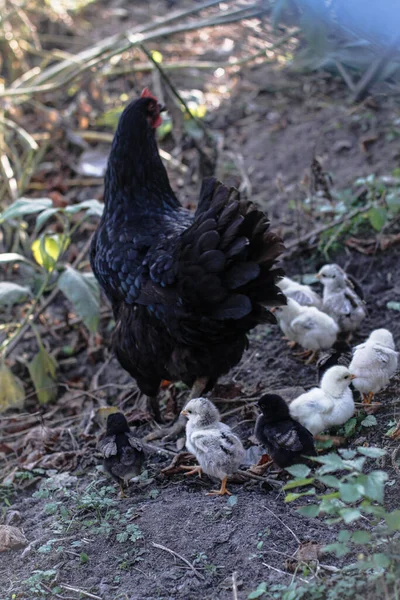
top-left (181, 410), bottom-right (189, 417)
top-left (349, 374), bottom-right (357, 380)
top-left (315, 273), bottom-right (321, 279)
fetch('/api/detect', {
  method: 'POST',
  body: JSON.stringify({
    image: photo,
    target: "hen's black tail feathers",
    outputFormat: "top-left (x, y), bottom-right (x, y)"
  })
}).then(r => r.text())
top-left (178, 177), bottom-right (286, 325)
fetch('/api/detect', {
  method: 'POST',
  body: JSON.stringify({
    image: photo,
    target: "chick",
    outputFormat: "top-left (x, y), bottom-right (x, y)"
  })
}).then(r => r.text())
top-left (275, 298), bottom-right (339, 362)
top-left (349, 328), bottom-right (398, 404)
top-left (181, 397), bottom-right (244, 496)
top-left (317, 340), bottom-right (352, 382)
top-left (255, 394), bottom-right (317, 469)
top-left (317, 264), bottom-right (366, 333)
top-left (289, 366), bottom-right (356, 435)
top-left (98, 412), bottom-right (145, 497)
top-left (278, 276), bottom-right (322, 308)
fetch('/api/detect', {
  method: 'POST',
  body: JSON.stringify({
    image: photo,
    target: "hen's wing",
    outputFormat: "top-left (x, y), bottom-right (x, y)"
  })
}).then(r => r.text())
top-left (133, 178), bottom-right (285, 342)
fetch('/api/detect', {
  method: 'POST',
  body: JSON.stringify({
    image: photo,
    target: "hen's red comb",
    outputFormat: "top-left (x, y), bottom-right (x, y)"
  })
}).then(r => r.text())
top-left (141, 87), bottom-right (158, 101)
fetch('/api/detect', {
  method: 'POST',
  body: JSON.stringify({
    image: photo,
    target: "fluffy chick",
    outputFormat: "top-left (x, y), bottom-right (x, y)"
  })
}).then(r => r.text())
top-left (289, 366), bottom-right (356, 435)
top-left (349, 328), bottom-right (398, 403)
top-left (317, 340), bottom-right (352, 382)
top-left (98, 412), bottom-right (145, 497)
top-left (181, 397), bottom-right (244, 496)
top-left (278, 276), bottom-right (322, 308)
top-left (255, 393), bottom-right (317, 469)
top-left (275, 298), bottom-right (339, 361)
top-left (317, 264), bottom-right (366, 332)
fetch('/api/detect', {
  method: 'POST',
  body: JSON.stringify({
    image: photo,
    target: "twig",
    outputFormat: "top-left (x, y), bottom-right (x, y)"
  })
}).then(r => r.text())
top-left (262, 562), bottom-right (309, 583)
top-left (334, 60), bottom-right (355, 92)
top-left (284, 203), bottom-right (373, 258)
top-left (391, 445), bottom-right (400, 477)
top-left (352, 37), bottom-right (400, 103)
top-left (59, 585), bottom-right (101, 600)
top-left (263, 505), bottom-right (301, 545)
top-left (151, 542), bottom-right (205, 580)
top-left (232, 571), bottom-right (239, 600)
top-left (236, 469), bottom-right (282, 489)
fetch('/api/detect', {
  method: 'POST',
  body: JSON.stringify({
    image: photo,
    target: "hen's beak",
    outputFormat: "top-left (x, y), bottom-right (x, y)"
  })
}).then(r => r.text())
top-left (349, 374), bottom-right (357, 381)
top-left (270, 307), bottom-right (277, 313)
top-left (181, 410), bottom-right (189, 417)
top-left (158, 103), bottom-right (166, 113)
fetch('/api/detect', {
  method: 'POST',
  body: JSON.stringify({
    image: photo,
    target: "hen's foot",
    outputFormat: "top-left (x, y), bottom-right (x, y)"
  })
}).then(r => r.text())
top-left (144, 415), bottom-right (186, 443)
top-left (249, 454), bottom-right (273, 476)
top-left (148, 395), bottom-right (163, 423)
top-left (182, 465), bottom-right (203, 477)
top-left (206, 476), bottom-right (231, 496)
top-left (389, 422), bottom-right (400, 440)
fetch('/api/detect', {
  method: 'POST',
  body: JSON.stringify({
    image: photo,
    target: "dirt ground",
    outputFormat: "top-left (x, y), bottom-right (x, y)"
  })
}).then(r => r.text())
top-left (1, 2), bottom-right (400, 599)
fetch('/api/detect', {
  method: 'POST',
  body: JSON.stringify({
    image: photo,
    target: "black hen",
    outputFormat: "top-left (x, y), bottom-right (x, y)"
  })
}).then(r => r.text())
top-left (90, 89), bottom-right (286, 418)
top-left (254, 393), bottom-right (317, 469)
top-left (98, 412), bottom-right (145, 497)
top-left (316, 341), bottom-right (352, 383)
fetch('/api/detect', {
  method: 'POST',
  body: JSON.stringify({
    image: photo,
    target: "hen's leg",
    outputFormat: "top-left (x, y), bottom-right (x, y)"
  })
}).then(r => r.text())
top-left (206, 476), bottom-right (231, 496)
top-left (148, 395), bottom-right (162, 422)
top-left (145, 377), bottom-right (210, 442)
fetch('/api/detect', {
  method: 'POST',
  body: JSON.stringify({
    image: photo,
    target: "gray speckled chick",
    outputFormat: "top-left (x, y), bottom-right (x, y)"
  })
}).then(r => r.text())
top-left (317, 264), bottom-right (366, 333)
top-left (181, 397), bottom-right (244, 496)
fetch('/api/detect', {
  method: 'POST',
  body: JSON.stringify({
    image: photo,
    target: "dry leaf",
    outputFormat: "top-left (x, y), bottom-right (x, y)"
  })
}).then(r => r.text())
top-left (285, 541), bottom-right (322, 572)
top-left (0, 525), bottom-right (28, 552)
top-left (0, 363), bottom-right (25, 413)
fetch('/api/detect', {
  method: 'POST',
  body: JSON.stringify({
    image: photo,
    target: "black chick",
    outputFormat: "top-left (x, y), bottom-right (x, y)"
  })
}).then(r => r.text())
top-left (254, 394), bottom-right (317, 469)
top-left (98, 412), bottom-right (145, 497)
top-left (316, 340), bottom-right (352, 383)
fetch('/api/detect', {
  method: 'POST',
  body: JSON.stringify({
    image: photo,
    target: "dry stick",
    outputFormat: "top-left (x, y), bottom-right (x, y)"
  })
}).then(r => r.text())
top-left (284, 203), bottom-right (373, 258)
top-left (232, 571), bottom-right (239, 600)
top-left (152, 542), bottom-right (205, 580)
top-left (3, 235), bottom-right (93, 358)
top-left (59, 585), bottom-right (102, 600)
top-left (263, 505), bottom-right (301, 545)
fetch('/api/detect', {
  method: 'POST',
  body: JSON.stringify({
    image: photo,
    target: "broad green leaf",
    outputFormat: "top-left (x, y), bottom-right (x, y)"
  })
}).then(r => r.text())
top-left (362, 470), bottom-right (388, 503)
top-left (64, 199), bottom-right (104, 218)
top-left (0, 253), bottom-right (28, 264)
top-left (385, 509), bottom-right (400, 532)
top-left (386, 192), bottom-right (400, 213)
top-left (285, 489), bottom-right (316, 503)
top-left (339, 508), bottom-right (362, 524)
top-left (357, 446), bottom-right (386, 458)
top-left (343, 417), bottom-right (357, 438)
top-left (57, 267), bottom-right (100, 333)
top-left (317, 475), bottom-right (340, 488)
top-left (338, 529), bottom-right (351, 542)
top-left (387, 301), bottom-right (400, 311)
top-left (361, 415), bottom-right (377, 428)
top-left (338, 482), bottom-right (362, 503)
top-left (0, 363), bottom-right (25, 412)
top-left (372, 553), bottom-right (391, 569)
top-left (0, 282), bottom-right (31, 307)
top-left (313, 452), bottom-right (344, 473)
top-left (351, 530), bottom-right (371, 544)
top-left (285, 464), bottom-right (311, 478)
top-left (338, 449), bottom-right (357, 459)
top-left (323, 542), bottom-right (350, 557)
top-left (368, 206), bottom-right (387, 231)
top-left (27, 346), bottom-right (58, 404)
top-left (297, 504), bottom-right (320, 518)
top-left (0, 197), bottom-right (53, 223)
top-left (283, 477), bottom-right (315, 490)
top-left (248, 582), bottom-right (267, 599)
top-left (32, 234), bottom-right (69, 271)
top-left (35, 208), bottom-right (60, 231)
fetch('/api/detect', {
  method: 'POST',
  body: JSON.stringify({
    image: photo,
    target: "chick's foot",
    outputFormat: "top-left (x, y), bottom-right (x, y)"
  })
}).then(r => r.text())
top-left (206, 476), bottom-right (231, 496)
top-left (182, 465), bottom-right (203, 477)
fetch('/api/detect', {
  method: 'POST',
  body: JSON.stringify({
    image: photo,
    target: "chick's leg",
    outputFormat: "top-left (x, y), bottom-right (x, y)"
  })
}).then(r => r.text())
top-left (118, 482), bottom-right (127, 498)
top-left (181, 465), bottom-right (203, 477)
top-left (361, 392), bottom-right (374, 405)
top-left (207, 476), bottom-right (231, 497)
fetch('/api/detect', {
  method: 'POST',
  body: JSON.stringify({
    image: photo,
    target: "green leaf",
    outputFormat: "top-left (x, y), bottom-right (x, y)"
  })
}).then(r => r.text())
top-left (0, 197), bottom-right (53, 223)
top-left (27, 346), bottom-right (58, 405)
top-left (372, 553), bottom-right (391, 569)
top-left (317, 475), bottom-right (340, 488)
top-left (386, 301), bottom-right (400, 311)
top-left (351, 530), bottom-right (371, 544)
top-left (385, 509), bottom-right (400, 532)
top-left (248, 582), bottom-right (267, 599)
top-left (386, 192), bottom-right (400, 213)
top-left (285, 464), bottom-right (311, 478)
top-left (343, 417), bottom-right (357, 438)
top-left (151, 50), bottom-right (163, 64)
top-left (283, 477), bottom-right (315, 490)
top-left (64, 199), bottom-right (104, 218)
top-left (339, 508), bottom-right (362, 523)
top-left (357, 446), bottom-right (386, 458)
top-left (338, 448), bottom-right (357, 459)
top-left (35, 208), bottom-right (60, 231)
top-left (313, 452), bottom-right (344, 473)
top-left (0, 282), bottom-right (31, 307)
top-left (362, 470), bottom-right (388, 503)
top-left (338, 482), bottom-right (362, 503)
top-left (0, 252), bottom-right (28, 264)
top-left (323, 542), bottom-right (350, 557)
top-left (57, 267), bottom-right (100, 333)
top-left (0, 363), bottom-right (25, 412)
top-left (361, 415), bottom-right (377, 428)
top-left (368, 206), bottom-right (387, 231)
top-left (338, 529), bottom-right (351, 542)
top-left (297, 504), bottom-right (320, 517)
top-left (285, 489), bottom-right (316, 503)
top-left (80, 552), bottom-right (89, 564)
